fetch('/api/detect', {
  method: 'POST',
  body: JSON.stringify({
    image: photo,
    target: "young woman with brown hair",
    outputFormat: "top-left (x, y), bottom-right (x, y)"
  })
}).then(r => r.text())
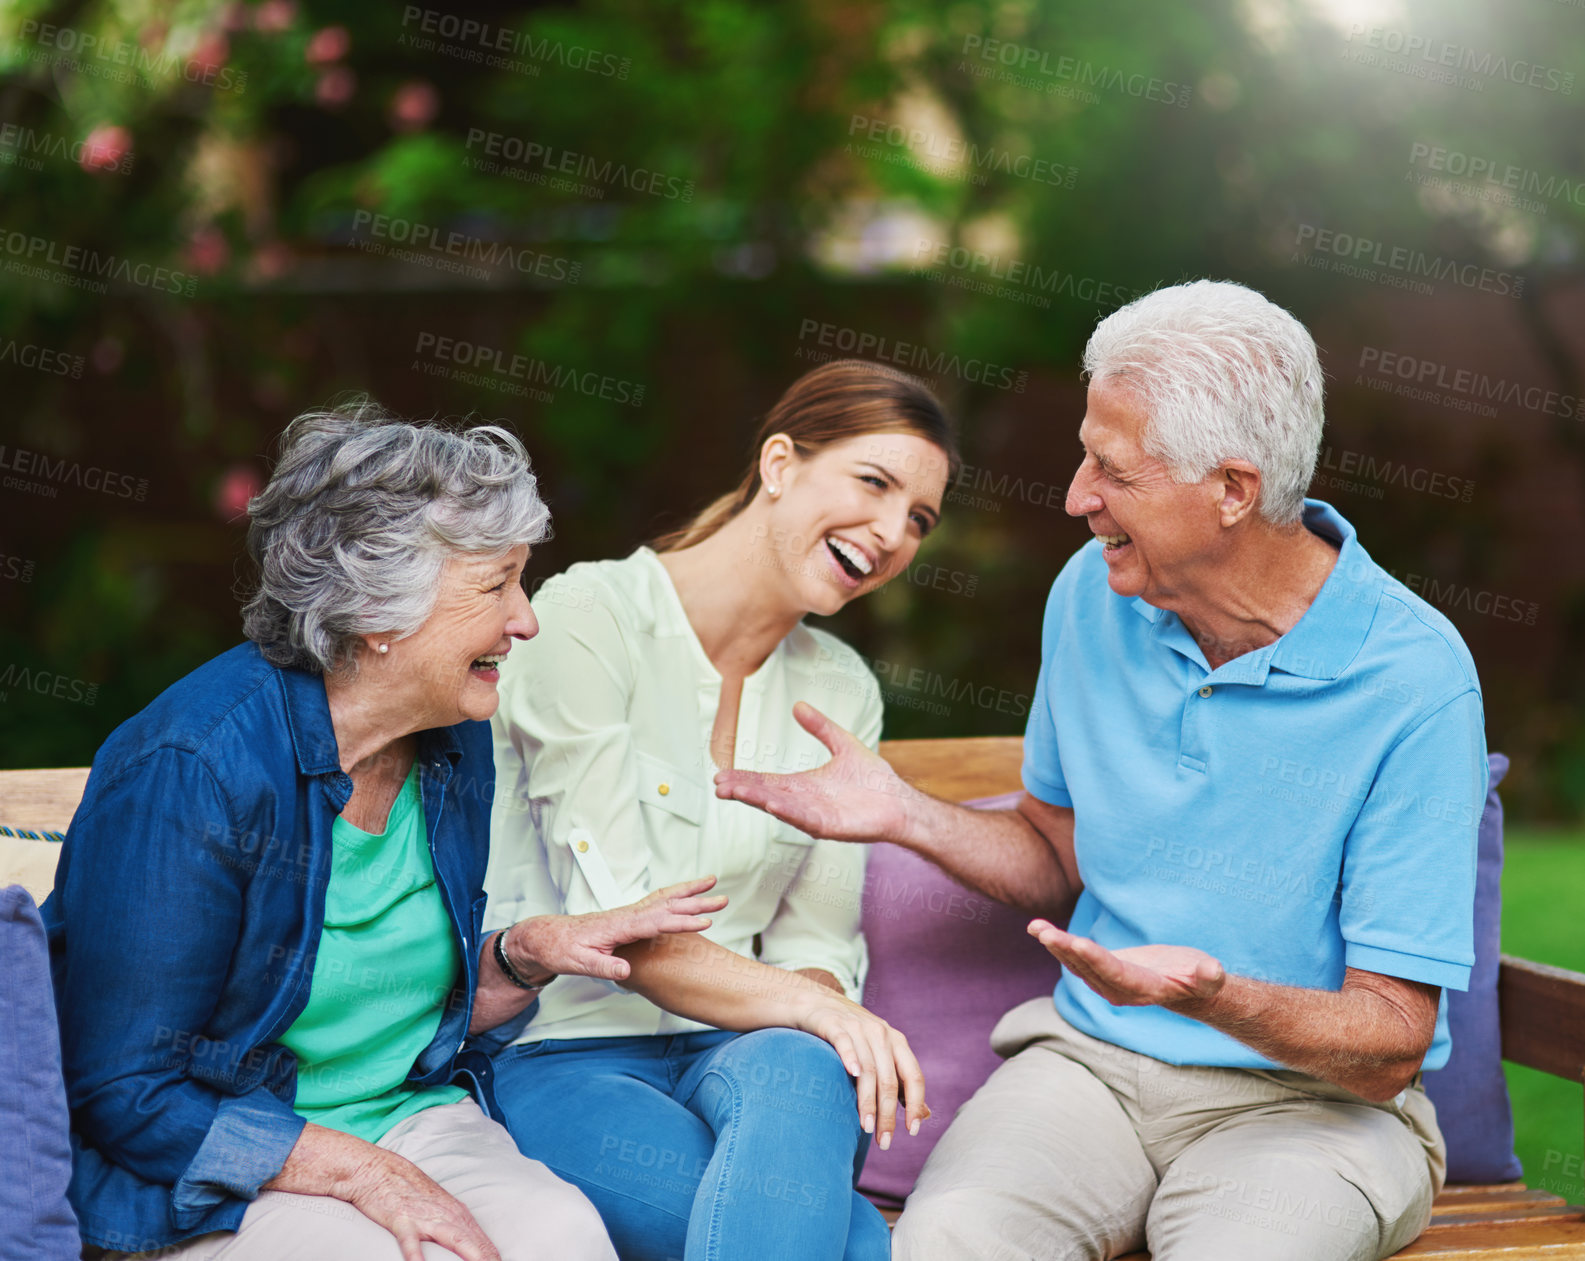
top-left (482, 359), bottom-right (959, 1260)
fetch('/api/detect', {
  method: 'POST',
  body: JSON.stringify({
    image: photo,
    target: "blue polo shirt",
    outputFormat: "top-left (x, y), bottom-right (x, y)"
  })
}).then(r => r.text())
top-left (1023, 499), bottom-right (1485, 1071)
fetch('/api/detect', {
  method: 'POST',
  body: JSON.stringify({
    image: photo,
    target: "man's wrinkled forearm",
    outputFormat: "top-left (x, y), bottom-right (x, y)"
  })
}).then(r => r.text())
top-left (1170, 971), bottom-right (1438, 1102)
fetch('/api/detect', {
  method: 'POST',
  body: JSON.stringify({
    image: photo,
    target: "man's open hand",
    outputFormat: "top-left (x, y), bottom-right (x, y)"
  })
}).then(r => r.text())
top-left (1028, 920), bottom-right (1226, 1011)
top-left (714, 702), bottom-right (916, 843)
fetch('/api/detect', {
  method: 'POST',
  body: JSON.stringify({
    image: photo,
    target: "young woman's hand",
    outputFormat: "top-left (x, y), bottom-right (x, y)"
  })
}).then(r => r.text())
top-left (792, 991), bottom-right (930, 1150)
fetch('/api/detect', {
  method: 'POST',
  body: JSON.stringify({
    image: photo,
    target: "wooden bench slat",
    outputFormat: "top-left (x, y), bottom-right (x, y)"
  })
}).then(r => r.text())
top-left (1427, 1206), bottom-right (1585, 1231)
top-left (1498, 957), bottom-right (1585, 1082)
top-left (1428, 1191), bottom-right (1570, 1217)
top-left (1394, 1214), bottom-right (1585, 1257)
top-left (877, 736), bottom-right (1023, 802)
top-left (0, 766), bottom-right (90, 831)
top-left (0, 835), bottom-right (61, 903)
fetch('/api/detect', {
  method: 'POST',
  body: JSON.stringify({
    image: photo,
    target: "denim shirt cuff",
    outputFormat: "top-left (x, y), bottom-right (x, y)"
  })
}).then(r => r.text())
top-left (171, 1091), bottom-right (307, 1227)
top-left (466, 995), bottom-right (540, 1058)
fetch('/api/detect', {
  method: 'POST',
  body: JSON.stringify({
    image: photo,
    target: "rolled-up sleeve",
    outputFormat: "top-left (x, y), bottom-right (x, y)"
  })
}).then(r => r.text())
top-left (756, 673), bottom-right (883, 1000)
top-left (52, 748), bottom-right (305, 1224)
top-left (487, 577), bottom-right (654, 923)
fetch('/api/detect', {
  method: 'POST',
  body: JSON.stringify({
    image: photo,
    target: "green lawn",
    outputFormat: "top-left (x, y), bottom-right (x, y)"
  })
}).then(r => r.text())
top-left (1501, 829), bottom-right (1585, 1201)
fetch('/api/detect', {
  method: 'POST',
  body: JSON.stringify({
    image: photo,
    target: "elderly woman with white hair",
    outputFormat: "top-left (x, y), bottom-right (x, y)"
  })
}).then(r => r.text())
top-left (45, 403), bottom-right (725, 1261)
top-left (721, 280), bottom-right (1487, 1261)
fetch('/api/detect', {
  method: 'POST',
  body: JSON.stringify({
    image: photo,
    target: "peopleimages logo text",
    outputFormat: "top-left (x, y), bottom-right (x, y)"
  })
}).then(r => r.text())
top-left (0, 445), bottom-right (148, 500)
top-left (1293, 224), bottom-right (1522, 297)
top-left (1343, 26), bottom-right (1574, 94)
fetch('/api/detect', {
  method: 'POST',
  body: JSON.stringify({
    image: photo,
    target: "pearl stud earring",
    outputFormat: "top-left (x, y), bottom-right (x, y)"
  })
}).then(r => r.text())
top-left (377, 643), bottom-right (389, 654)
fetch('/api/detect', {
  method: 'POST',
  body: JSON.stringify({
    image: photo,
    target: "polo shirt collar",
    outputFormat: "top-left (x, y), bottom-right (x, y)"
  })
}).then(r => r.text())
top-left (1127, 499), bottom-right (1379, 684)
top-left (1268, 499), bottom-right (1379, 680)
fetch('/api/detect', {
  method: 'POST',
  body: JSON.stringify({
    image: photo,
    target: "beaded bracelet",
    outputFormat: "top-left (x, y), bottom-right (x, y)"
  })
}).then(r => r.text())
top-left (493, 926), bottom-right (554, 992)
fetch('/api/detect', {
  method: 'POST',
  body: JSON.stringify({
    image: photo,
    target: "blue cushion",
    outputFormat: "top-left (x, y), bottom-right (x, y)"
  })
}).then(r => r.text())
top-left (0, 884), bottom-right (81, 1259)
top-left (1421, 753), bottom-right (1523, 1183)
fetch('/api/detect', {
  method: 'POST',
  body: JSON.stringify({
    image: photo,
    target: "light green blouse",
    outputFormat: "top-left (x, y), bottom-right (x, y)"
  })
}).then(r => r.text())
top-left (279, 763), bottom-right (466, 1142)
top-left (485, 546), bottom-right (885, 1044)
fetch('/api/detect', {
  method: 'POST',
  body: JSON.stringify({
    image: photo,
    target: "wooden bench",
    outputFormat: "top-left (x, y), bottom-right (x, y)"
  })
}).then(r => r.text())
top-left (5, 740), bottom-right (1585, 1258)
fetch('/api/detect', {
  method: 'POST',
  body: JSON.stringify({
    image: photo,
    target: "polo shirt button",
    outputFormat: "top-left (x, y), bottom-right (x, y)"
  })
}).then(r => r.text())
top-left (1198, 686), bottom-right (1213, 697)
top-left (658, 783), bottom-right (670, 796)
top-left (576, 839), bottom-right (590, 852)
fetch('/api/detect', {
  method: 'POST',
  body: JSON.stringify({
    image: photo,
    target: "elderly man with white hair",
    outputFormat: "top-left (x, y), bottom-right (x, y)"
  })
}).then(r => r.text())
top-left (717, 280), bottom-right (1485, 1261)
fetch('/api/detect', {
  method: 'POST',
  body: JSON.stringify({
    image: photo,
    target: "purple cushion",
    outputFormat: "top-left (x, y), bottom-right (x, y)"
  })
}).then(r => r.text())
top-left (1422, 753), bottom-right (1521, 1183)
top-left (859, 761), bottom-right (1518, 1203)
top-left (0, 884), bottom-right (81, 1259)
top-left (857, 792), bottom-right (1060, 1207)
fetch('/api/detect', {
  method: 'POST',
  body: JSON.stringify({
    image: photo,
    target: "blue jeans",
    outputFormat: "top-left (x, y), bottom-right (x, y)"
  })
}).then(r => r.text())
top-left (490, 1027), bottom-right (891, 1261)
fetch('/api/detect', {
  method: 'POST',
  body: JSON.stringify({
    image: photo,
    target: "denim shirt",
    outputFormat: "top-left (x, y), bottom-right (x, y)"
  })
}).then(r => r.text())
top-left (42, 642), bottom-right (508, 1253)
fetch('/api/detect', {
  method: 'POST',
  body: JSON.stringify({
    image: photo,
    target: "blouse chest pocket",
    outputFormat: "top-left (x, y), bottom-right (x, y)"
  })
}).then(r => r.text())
top-left (634, 751), bottom-right (706, 827)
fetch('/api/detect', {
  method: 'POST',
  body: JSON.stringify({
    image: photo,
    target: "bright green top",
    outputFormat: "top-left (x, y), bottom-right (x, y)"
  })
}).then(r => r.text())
top-left (280, 763), bottom-right (467, 1142)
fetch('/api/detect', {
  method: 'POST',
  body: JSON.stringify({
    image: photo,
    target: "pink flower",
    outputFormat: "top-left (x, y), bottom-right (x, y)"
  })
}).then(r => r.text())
top-left (79, 124), bottom-right (133, 173)
top-left (214, 464), bottom-right (264, 522)
top-left (305, 24), bottom-right (349, 65)
top-left (389, 81), bottom-right (439, 131)
top-left (190, 31), bottom-right (229, 74)
top-left (186, 226), bottom-right (230, 275)
top-left (248, 240), bottom-right (294, 281)
top-left (254, 0), bottom-right (297, 32)
top-left (315, 66), bottom-right (356, 107)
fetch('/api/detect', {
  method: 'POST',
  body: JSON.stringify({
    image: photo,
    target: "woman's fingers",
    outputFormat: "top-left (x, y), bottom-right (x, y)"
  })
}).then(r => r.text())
top-left (666, 893), bottom-right (729, 916)
top-left (388, 1202), bottom-right (500, 1261)
top-left (845, 1021), bottom-right (879, 1138)
top-left (395, 1228), bottom-right (426, 1261)
top-left (819, 1023), bottom-right (862, 1079)
top-left (656, 914), bottom-right (713, 936)
top-left (654, 874), bottom-right (719, 900)
top-left (861, 1021), bottom-right (900, 1149)
top-left (891, 1031), bottom-right (930, 1135)
top-left (575, 946), bottom-right (630, 981)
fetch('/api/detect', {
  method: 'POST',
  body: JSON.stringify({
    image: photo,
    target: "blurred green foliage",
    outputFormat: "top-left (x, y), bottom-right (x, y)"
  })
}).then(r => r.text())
top-left (1, 0), bottom-right (1583, 817)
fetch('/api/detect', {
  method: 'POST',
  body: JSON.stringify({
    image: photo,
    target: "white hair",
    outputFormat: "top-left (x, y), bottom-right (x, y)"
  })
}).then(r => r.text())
top-left (1081, 280), bottom-right (1324, 525)
top-left (242, 397), bottom-right (551, 675)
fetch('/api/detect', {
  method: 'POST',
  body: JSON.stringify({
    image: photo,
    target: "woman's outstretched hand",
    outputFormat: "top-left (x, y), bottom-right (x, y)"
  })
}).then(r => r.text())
top-left (506, 876), bottom-right (728, 983)
top-left (713, 702), bottom-right (918, 844)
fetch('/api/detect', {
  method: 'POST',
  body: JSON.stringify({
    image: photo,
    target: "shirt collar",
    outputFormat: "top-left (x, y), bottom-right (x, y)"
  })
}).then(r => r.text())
top-left (1267, 499), bottom-right (1379, 680)
top-left (278, 654), bottom-right (468, 777)
top-left (633, 545), bottom-right (790, 690)
top-left (1126, 499), bottom-right (1379, 683)
top-left (279, 659), bottom-right (342, 774)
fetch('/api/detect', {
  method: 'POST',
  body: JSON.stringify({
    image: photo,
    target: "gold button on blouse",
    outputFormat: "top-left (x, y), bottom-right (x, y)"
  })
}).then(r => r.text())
top-left (658, 783), bottom-right (670, 796)
top-left (576, 839), bottom-right (590, 852)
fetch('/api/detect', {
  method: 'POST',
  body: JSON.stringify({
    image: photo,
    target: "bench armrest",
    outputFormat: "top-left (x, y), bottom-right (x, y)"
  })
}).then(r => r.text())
top-left (1498, 954), bottom-right (1585, 1083)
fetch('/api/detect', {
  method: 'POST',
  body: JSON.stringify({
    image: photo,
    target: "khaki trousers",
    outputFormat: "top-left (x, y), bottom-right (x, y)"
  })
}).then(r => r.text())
top-left (893, 998), bottom-right (1445, 1261)
top-left (112, 1099), bottom-right (616, 1261)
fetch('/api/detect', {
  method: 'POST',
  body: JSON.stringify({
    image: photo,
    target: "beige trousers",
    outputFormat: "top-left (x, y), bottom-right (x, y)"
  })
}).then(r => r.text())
top-left (111, 1099), bottom-right (616, 1261)
top-left (893, 998), bottom-right (1446, 1261)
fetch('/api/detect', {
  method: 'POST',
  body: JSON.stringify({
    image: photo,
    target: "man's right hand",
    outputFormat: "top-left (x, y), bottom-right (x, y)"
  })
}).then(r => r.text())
top-left (713, 701), bottom-right (920, 844)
